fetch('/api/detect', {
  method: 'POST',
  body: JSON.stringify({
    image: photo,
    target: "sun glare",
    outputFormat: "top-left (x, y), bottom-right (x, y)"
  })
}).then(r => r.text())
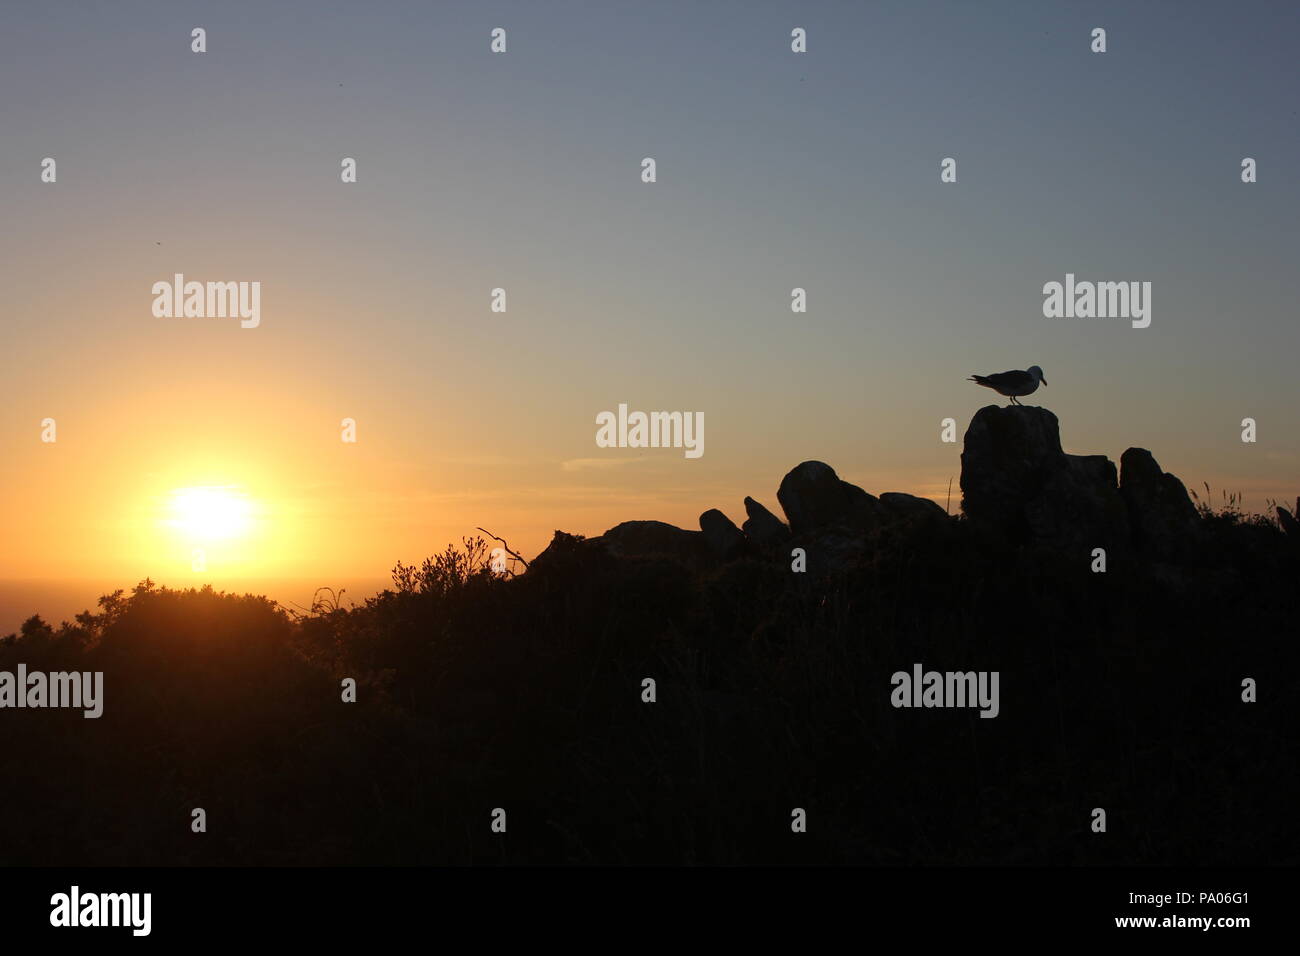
top-left (166, 486), bottom-right (254, 542)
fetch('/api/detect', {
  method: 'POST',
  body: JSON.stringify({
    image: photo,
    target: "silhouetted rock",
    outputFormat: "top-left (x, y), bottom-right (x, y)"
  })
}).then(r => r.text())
top-left (529, 530), bottom-right (604, 575)
top-left (777, 460), bottom-right (882, 535)
top-left (791, 527), bottom-right (869, 574)
top-left (880, 492), bottom-right (947, 523)
top-left (742, 496), bottom-right (790, 546)
top-left (961, 405), bottom-right (1065, 539)
top-left (961, 405), bottom-right (1127, 550)
top-left (1120, 448), bottom-right (1199, 559)
top-left (533, 521), bottom-right (712, 571)
top-left (1278, 504), bottom-right (1300, 539)
top-left (538, 408), bottom-right (1257, 581)
top-left (699, 509), bottom-right (747, 558)
top-left (597, 520), bottom-right (711, 566)
top-left (1026, 454), bottom-right (1130, 551)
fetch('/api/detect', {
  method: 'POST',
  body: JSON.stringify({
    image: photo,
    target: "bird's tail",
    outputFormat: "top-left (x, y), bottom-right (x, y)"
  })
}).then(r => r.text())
top-left (968, 374), bottom-right (991, 386)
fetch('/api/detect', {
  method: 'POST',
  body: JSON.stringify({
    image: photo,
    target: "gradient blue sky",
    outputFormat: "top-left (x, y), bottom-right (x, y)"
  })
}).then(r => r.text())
top-left (2, 1), bottom-right (1297, 594)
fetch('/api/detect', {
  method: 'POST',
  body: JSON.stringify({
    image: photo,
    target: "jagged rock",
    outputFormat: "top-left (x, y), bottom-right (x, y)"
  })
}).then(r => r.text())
top-left (742, 496), bottom-right (790, 546)
top-left (880, 492), bottom-right (948, 523)
top-left (777, 461), bottom-right (882, 535)
top-left (699, 509), bottom-right (747, 558)
top-left (596, 520), bottom-right (711, 566)
top-left (1119, 448), bottom-right (1200, 559)
top-left (961, 405), bottom-right (1127, 550)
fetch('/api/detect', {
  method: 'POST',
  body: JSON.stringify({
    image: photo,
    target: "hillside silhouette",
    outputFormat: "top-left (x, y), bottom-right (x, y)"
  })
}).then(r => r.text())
top-left (2, 406), bottom-right (1296, 865)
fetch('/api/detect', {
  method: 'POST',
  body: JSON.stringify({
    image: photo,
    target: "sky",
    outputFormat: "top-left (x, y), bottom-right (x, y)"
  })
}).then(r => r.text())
top-left (1, 0), bottom-right (1297, 609)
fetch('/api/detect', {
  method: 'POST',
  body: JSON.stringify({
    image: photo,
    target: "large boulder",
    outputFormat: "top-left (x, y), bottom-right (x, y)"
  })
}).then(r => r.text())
top-left (880, 492), bottom-right (948, 523)
top-left (961, 405), bottom-right (1127, 550)
top-left (699, 509), bottom-right (748, 558)
top-left (776, 461), bottom-right (882, 535)
top-left (595, 520), bottom-right (711, 566)
top-left (530, 521), bottom-right (714, 574)
top-left (961, 405), bottom-right (1066, 538)
top-left (529, 530), bottom-right (605, 576)
top-left (741, 496), bottom-right (790, 547)
top-left (1119, 448), bottom-right (1199, 559)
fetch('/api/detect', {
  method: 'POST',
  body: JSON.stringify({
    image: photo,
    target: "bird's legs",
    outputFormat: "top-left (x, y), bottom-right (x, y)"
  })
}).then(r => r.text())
top-left (1009, 395), bottom-right (1020, 406)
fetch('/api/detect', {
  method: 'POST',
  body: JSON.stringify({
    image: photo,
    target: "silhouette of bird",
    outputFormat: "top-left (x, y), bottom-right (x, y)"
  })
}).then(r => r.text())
top-left (968, 365), bottom-right (1047, 406)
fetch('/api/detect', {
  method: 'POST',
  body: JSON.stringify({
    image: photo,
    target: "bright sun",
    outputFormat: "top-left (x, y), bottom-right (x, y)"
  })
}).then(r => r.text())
top-left (166, 486), bottom-right (254, 541)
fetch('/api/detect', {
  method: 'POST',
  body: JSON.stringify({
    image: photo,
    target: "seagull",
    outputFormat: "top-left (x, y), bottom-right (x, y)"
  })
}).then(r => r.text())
top-left (968, 365), bottom-right (1047, 405)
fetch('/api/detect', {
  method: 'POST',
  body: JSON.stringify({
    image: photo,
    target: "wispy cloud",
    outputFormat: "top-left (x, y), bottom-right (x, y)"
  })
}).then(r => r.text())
top-left (561, 457), bottom-right (645, 473)
top-left (434, 455), bottom-right (529, 468)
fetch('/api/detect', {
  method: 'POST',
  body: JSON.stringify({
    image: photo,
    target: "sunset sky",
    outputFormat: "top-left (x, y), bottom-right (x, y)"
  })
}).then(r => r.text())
top-left (2, 1), bottom-right (1297, 620)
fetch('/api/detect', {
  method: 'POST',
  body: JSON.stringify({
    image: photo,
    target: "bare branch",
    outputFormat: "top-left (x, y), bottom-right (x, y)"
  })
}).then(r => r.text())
top-left (476, 527), bottom-right (529, 569)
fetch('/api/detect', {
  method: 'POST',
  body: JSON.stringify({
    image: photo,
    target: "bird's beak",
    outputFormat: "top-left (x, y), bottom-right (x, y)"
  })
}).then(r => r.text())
top-left (1041, 376), bottom-right (1048, 386)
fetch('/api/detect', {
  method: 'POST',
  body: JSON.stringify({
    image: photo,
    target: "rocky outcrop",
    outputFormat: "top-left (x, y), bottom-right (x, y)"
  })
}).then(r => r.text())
top-left (531, 521), bottom-right (711, 572)
top-left (961, 405), bottom-right (1067, 537)
top-left (531, 407), bottom-right (1259, 576)
top-left (528, 530), bottom-right (605, 576)
top-left (776, 461), bottom-right (883, 535)
top-left (598, 520), bottom-right (711, 565)
top-left (961, 405), bottom-right (1128, 550)
top-left (742, 496), bottom-right (790, 546)
top-left (699, 509), bottom-right (748, 558)
top-left (880, 492), bottom-right (947, 523)
top-left (769, 469), bottom-right (953, 573)
top-left (1025, 453), bottom-right (1130, 551)
top-left (790, 527), bottom-right (869, 574)
top-left (1119, 448), bottom-right (1199, 559)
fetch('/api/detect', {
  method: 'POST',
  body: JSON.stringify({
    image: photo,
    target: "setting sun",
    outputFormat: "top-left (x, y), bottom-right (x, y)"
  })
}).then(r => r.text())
top-left (165, 486), bottom-right (254, 542)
